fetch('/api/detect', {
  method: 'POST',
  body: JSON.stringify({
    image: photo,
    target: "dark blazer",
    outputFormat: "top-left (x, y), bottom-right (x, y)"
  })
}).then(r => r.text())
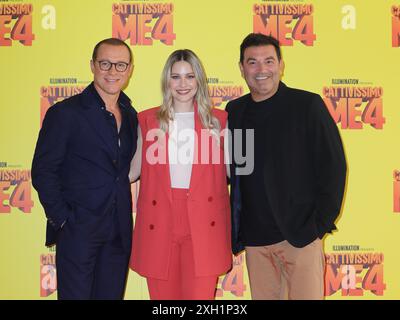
top-left (32, 83), bottom-right (138, 249)
top-left (226, 82), bottom-right (347, 254)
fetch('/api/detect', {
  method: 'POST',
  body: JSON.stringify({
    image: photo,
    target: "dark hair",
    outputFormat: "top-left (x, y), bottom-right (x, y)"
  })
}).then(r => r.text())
top-left (240, 33), bottom-right (281, 63)
top-left (92, 38), bottom-right (133, 63)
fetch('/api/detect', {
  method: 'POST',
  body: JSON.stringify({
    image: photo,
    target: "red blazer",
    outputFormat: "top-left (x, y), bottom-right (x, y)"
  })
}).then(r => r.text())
top-left (130, 105), bottom-right (232, 280)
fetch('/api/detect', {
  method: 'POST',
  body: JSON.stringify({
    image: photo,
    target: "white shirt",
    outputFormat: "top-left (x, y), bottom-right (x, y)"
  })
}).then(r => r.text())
top-left (168, 112), bottom-right (195, 189)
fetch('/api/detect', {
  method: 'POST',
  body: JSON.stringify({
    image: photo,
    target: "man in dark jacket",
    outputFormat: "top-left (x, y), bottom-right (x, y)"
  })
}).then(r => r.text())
top-left (226, 33), bottom-right (347, 299)
top-left (32, 38), bottom-right (138, 299)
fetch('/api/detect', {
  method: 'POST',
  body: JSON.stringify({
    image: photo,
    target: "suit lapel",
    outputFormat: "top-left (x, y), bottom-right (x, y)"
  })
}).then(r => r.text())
top-left (145, 103), bottom-right (213, 201)
top-left (146, 114), bottom-right (173, 203)
top-left (228, 94), bottom-right (250, 178)
top-left (188, 102), bottom-right (207, 194)
top-left (236, 95), bottom-right (250, 130)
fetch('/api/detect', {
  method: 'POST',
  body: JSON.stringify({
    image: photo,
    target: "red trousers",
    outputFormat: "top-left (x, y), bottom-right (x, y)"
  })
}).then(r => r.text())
top-left (146, 188), bottom-right (218, 300)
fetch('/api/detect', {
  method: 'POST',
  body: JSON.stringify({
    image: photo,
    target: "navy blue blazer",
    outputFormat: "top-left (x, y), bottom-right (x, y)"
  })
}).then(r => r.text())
top-left (32, 83), bottom-right (138, 248)
top-left (226, 82), bottom-right (347, 254)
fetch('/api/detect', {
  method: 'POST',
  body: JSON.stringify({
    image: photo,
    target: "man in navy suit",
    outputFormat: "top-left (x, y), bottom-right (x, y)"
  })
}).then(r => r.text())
top-left (32, 38), bottom-right (138, 299)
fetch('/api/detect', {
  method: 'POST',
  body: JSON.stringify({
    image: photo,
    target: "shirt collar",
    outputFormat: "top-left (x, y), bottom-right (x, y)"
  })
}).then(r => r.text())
top-left (81, 82), bottom-right (131, 110)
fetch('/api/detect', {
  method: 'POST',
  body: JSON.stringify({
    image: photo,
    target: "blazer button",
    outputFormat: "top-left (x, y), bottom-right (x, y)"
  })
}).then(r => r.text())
top-left (152, 200), bottom-right (157, 206)
top-left (208, 196), bottom-right (213, 202)
top-left (210, 221), bottom-right (215, 227)
top-left (149, 224), bottom-right (155, 230)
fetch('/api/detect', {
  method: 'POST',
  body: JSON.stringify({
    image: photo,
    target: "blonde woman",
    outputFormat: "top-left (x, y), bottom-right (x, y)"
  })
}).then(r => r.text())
top-left (129, 49), bottom-right (231, 299)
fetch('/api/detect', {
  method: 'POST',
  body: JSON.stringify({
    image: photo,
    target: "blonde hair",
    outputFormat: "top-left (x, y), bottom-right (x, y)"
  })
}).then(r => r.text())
top-left (157, 49), bottom-right (220, 136)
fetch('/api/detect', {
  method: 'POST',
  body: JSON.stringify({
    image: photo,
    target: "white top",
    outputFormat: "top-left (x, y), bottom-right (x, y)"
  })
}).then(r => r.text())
top-left (168, 112), bottom-right (195, 189)
top-left (128, 117), bottom-right (230, 185)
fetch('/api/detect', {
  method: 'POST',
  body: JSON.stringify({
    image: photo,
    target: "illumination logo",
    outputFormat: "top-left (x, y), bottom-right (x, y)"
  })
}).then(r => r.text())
top-left (253, 2), bottom-right (316, 46)
top-left (322, 83), bottom-right (385, 130)
top-left (40, 85), bottom-right (85, 127)
top-left (392, 5), bottom-right (400, 47)
top-left (112, 2), bottom-right (176, 46)
top-left (40, 253), bottom-right (57, 297)
top-left (0, 3), bottom-right (35, 46)
top-left (0, 167), bottom-right (33, 214)
top-left (325, 248), bottom-right (386, 297)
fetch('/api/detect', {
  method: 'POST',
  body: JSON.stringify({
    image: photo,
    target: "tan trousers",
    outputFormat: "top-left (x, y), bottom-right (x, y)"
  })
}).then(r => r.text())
top-left (245, 239), bottom-right (325, 300)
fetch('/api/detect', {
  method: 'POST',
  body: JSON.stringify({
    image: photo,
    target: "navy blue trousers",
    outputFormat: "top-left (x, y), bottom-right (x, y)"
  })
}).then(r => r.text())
top-left (55, 207), bottom-right (131, 300)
